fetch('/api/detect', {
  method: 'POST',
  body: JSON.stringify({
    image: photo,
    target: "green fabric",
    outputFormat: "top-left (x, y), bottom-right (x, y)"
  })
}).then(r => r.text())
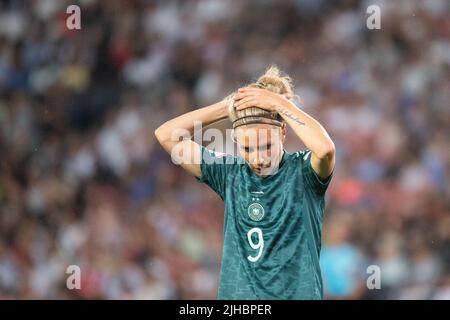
top-left (196, 147), bottom-right (332, 299)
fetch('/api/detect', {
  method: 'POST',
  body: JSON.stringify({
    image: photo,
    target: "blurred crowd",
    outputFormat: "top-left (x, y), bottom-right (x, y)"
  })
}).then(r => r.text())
top-left (0, 0), bottom-right (449, 299)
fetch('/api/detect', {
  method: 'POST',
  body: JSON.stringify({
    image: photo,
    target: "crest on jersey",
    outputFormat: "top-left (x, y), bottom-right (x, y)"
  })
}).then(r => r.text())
top-left (248, 202), bottom-right (265, 221)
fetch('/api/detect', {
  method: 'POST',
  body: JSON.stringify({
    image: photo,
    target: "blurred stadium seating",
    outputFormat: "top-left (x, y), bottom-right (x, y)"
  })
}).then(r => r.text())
top-left (0, 0), bottom-right (449, 299)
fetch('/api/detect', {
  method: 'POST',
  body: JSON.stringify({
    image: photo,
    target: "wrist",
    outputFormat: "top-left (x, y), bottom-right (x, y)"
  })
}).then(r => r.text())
top-left (274, 97), bottom-right (291, 113)
top-left (218, 99), bottom-right (230, 120)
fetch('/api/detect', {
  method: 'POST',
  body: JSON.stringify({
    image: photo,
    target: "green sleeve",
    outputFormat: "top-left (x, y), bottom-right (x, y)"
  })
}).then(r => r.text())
top-left (300, 150), bottom-right (333, 196)
top-left (196, 146), bottom-right (236, 200)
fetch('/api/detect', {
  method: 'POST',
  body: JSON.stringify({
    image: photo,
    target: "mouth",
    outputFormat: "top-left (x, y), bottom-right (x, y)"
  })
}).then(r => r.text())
top-left (253, 166), bottom-right (268, 171)
top-left (253, 166), bottom-right (272, 175)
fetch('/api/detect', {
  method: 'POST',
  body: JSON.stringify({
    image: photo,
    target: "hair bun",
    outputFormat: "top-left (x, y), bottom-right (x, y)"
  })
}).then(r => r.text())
top-left (255, 65), bottom-right (293, 96)
top-left (227, 65), bottom-right (293, 128)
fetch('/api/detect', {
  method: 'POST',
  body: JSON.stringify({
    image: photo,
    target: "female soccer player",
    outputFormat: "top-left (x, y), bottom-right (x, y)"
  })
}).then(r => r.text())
top-left (154, 66), bottom-right (335, 299)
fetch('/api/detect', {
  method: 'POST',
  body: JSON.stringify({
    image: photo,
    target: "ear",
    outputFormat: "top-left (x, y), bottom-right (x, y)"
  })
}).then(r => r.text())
top-left (281, 123), bottom-right (287, 142)
top-left (230, 129), bottom-right (237, 143)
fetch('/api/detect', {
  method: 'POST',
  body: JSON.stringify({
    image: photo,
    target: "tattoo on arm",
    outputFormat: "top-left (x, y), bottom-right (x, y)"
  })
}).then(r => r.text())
top-left (278, 109), bottom-right (306, 126)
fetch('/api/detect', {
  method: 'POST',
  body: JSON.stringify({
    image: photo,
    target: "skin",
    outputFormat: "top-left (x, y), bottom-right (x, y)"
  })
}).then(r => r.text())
top-left (155, 87), bottom-right (335, 180)
top-left (233, 123), bottom-right (286, 177)
top-left (233, 87), bottom-right (335, 180)
top-left (154, 99), bottom-right (228, 178)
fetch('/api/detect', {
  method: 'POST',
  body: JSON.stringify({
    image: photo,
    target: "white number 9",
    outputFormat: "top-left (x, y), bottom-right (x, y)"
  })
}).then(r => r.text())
top-left (247, 227), bottom-right (264, 262)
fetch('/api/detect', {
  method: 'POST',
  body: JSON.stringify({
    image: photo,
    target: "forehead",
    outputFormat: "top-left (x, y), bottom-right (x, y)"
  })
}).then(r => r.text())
top-left (235, 124), bottom-right (280, 145)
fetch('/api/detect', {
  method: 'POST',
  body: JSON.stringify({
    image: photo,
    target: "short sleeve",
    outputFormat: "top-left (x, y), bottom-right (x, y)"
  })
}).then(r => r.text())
top-left (300, 150), bottom-right (333, 196)
top-left (196, 146), bottom-right (238, 200)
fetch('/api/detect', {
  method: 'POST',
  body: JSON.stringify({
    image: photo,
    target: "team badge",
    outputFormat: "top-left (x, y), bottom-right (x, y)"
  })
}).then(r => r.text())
top-left (248, 202), bottom-right (265, 221)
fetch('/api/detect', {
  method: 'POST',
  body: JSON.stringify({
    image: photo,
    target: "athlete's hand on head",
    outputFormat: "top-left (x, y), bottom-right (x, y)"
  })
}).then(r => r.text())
top-left (233, 87), bottom-right (290, 113)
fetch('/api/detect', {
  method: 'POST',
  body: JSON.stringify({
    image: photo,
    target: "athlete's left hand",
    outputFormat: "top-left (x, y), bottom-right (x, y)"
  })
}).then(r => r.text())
top-left (233, 87), bottom-right (289, 112)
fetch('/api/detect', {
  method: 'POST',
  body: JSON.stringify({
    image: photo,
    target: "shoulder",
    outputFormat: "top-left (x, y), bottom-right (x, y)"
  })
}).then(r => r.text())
top-left (200, 146), bottom-right (245, 166)
top-left (286, 149), bottom-right (312, 163)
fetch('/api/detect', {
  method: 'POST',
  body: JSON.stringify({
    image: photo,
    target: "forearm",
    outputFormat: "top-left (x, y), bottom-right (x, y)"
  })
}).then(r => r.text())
top-left (276, 100), bottom-right (335, 159)
top-left (154, 99), bottom-right (228, 143)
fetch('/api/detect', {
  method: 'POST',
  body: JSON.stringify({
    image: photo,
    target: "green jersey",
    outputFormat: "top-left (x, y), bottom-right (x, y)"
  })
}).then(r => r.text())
top-left (196, 146), bottom-right (332, 300)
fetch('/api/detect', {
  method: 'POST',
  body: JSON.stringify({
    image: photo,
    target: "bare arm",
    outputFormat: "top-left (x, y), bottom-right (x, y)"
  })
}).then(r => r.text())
top-left (233, 87), bottom-right (335, 179)
top-left (154, 99), bottom-right (229, 178)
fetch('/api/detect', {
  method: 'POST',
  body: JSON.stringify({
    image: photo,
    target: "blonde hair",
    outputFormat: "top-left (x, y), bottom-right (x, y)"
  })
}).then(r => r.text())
top-left (228, 65), bottom-right (294, 129)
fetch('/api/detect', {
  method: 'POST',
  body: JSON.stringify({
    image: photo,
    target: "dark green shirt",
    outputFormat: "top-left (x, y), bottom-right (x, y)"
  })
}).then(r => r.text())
top-left (196, 147), bottom-right (332, 299)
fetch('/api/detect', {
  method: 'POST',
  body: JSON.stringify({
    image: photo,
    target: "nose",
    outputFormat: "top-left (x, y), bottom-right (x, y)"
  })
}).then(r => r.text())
top-left (251, 152), bottom-right (264, 166)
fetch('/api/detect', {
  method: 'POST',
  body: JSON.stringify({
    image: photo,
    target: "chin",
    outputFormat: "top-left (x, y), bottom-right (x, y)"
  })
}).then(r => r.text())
top-left (255, 167), bottom-right (276, 177)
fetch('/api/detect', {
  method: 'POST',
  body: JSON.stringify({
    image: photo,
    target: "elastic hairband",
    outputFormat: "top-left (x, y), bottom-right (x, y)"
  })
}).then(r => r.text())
top-left (232, 114), bottom-right (278, 124)
top-left (233, 117), bottom-right (283, 129)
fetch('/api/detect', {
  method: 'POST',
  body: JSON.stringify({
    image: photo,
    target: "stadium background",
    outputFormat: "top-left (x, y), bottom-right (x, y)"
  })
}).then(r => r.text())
top-left (0, 0), bottom-right (449, 299)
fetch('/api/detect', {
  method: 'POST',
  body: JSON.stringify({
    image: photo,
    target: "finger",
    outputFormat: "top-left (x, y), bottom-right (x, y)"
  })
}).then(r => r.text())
top-left (236, 99), bottom-right (259, 110)
top-left (234, 92), bottom-right (257, 101)
top-left (234, 89), bottom-right (261, 99)
top-left (238, 87), bottom-right (262, 93)
top-left (234, 97), bottom-right (257, 108)
top-left (233, 92), bottom-right (246, 100)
